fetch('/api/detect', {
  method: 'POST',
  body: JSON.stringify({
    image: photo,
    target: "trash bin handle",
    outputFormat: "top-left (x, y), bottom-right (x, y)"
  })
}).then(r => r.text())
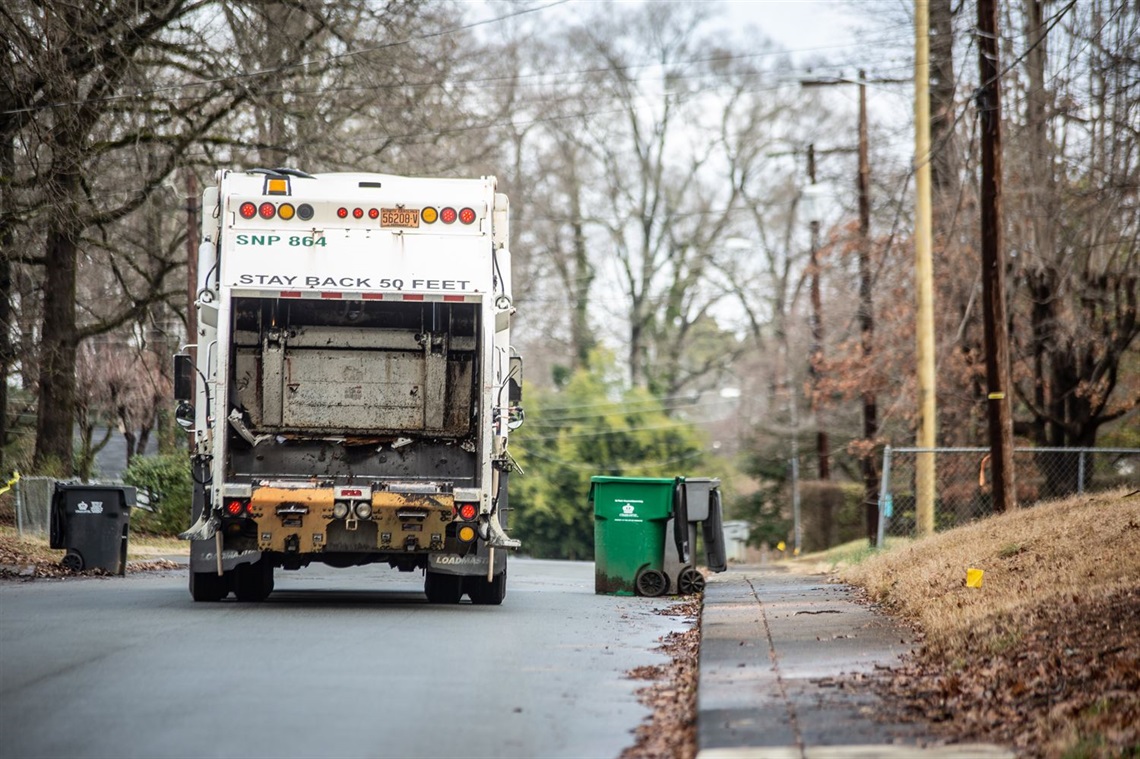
top-left (672, 478), bottom-right (690, 563)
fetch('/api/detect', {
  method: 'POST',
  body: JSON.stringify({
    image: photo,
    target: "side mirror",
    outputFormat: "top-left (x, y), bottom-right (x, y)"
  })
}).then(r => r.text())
top-left (173, 353), bottom-right (194, 401)
top-left (175, 400), bottom-right (195, 430)
top-left (508, 355), bottom-right (523, 403)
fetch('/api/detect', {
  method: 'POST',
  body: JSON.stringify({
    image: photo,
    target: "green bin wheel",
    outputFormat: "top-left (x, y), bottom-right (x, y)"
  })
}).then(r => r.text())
top-left (635, 568), bottom-right (668, 597)
top-left (678, 567), bottom-right (706, 595)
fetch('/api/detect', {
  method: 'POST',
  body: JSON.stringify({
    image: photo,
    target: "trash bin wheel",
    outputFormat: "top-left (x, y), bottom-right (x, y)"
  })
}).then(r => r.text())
top-left (678, 567), bottom-right (706, 595)
top-left (61, 551), bottom-right (84, 572)
top-left (190, 570), bottom-right (228, 602)
top-left (635, 568), bottom-right (668, 597)
top-left (424, 570), bottom-right (464, 604)
top-left (468, 567), bottom-right (507, 606)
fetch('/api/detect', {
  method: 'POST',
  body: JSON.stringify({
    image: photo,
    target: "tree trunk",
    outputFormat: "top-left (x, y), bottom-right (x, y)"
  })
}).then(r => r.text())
top-left (0, 130), bottom-right (13, 471)
top-left (33, 219), bottom-right (81, 474)
top-left (929, 0), bottom-right (959, 197)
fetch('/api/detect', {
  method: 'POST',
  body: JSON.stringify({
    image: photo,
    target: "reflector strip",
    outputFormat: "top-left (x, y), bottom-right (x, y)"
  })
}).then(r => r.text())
top-left (230, 289), bottom-right (482, 303)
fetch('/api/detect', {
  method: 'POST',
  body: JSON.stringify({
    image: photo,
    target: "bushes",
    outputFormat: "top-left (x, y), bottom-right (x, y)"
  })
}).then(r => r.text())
top-left (123, 454), bottom-right (191, 536)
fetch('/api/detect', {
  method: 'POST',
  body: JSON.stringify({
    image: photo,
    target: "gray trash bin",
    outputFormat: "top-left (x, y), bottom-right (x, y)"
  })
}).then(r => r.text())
top-left (661, 477), bottom-right (724, 595)
top-left (683, 477), bottom-right (719, 522)
top-left (49, 484), bottom-right (136, 575)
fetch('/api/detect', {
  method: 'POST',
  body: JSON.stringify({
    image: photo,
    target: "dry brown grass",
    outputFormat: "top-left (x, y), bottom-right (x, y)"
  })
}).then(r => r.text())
top-left (842, 487), bottom-right (1140, 656)
top-left (838, 487), bottom-right (1140, 757)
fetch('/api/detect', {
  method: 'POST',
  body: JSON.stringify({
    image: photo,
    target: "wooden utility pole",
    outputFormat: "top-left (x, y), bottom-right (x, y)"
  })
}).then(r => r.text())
top-left (186, 172), bottom-right (199, 363)
top-left (977, 0), bottom-right (1017, 512)
top-left (806, 144), bottom-right (830, 481)
top-left (856, 71), bottom-right (880, 543)
top-left (914, 0), bottom-right (937, 536)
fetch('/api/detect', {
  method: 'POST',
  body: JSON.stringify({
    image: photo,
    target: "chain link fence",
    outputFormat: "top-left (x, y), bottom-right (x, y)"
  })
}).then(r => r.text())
top-left (14, 476), bottom-right (57, 538)
top-left (876, 447), bottom-right (1140, 545)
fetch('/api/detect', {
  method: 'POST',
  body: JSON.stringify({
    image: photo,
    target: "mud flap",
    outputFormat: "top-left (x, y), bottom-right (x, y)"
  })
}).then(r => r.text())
top-left (189, 537), bottom-right (262, 574)
top-left (427, 540), bottom-right (507, 578)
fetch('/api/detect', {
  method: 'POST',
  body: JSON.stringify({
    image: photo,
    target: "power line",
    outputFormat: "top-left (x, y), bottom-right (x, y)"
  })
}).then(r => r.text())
top-left (3, 0), bottom-right (572, 117)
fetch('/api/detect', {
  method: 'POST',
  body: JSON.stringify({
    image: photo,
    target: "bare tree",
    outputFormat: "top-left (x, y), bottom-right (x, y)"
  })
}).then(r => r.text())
top-left (1006, 1), bottom-right (1140, 494)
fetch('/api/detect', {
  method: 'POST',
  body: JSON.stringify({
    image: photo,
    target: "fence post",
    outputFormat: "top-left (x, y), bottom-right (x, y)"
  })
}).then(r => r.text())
top-left (15, 476), bottom-right (24, 538)
top-left (1077, 449), bottom-right (1086, 495)
top-left (876, 445), bottom-right (892, 548)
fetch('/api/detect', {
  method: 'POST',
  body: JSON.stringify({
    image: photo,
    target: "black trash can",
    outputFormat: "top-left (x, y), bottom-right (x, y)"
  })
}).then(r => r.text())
top-left (49, 484), bottom-right (137, 575)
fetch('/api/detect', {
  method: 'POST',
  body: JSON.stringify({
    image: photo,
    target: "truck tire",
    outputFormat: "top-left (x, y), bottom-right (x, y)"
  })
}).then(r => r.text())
top-left (424, 570), bottom-right (463, 604)
top-left (234, 559), bottom-right (274, 602)
top-left (468, 569), bottom-right (507, 606)
top-left (190, 570), bottom-right (228, 602)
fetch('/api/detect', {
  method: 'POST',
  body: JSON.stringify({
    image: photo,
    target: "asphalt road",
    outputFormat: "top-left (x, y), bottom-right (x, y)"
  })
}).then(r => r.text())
top-left (0, 558), bottom-right (686, 759)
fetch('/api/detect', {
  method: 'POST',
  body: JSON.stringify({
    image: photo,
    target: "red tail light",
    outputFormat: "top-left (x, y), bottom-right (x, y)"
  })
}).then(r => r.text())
top-left (239, 202), bottom-right (257, 219)
top-left (459, 208), bottom-right (476, 225)
top-left (368, 208), bottom-right (379, 219)
top-left (258, 202), bottom-right (276, 219)
top-left (352, 208), bottom-right (364, 219)
top-left (337, 207), bottom-right (348, 219)
top-left (440, 207), bottom-right (457, 224)
top-left (458, 503), bottom-right (478, 521)
top-left (225, 499), bottom-right (249, 517)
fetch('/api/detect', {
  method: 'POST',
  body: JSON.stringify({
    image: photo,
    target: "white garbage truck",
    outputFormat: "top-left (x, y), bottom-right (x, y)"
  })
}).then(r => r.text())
top-left (173, 169), bottom-right (522, 604)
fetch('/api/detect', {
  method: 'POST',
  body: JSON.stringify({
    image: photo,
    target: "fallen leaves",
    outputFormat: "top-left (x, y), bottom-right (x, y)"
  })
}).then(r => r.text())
top-left (621, 597), bottom-right (702, 759)
top-left (0, 539), bottom-right (181, 579)
top-left (859, 585), bottom-right (1140, 758)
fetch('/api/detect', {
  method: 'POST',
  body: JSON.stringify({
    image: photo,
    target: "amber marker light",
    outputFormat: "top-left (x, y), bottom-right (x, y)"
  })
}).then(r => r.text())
top-left (277, 203), bottom-right (295, 220)
top-left (421, 207), bottom-right (439, 224)
top-left (457, 525), bottom-right (477, 543)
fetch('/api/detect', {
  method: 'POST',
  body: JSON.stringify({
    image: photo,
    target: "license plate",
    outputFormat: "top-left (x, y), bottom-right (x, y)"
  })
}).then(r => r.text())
top-left (380, 208), bottom-right (419, 228)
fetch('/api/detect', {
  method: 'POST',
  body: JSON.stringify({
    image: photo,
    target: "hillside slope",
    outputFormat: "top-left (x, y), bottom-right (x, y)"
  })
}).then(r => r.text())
top-left (842, 488), bottom-right (1140, 757)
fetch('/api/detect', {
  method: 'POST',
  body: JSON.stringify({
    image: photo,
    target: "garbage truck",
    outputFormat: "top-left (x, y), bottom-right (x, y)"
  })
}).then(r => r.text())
top-left (174, 169), bottom-right (522, 605)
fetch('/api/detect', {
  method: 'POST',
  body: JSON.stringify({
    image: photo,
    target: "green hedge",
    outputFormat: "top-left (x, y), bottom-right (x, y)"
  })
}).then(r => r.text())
top-left (123, 454), bottom-right (191, 536)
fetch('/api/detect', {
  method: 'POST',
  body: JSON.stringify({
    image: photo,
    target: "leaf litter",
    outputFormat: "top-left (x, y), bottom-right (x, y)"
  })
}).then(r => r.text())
top-left (621, 596), bottom-right (702, 759)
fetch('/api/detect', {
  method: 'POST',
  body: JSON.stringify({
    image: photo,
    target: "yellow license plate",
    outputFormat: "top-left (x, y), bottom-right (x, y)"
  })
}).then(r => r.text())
top-left (380, 208), bottom-right (419, 228)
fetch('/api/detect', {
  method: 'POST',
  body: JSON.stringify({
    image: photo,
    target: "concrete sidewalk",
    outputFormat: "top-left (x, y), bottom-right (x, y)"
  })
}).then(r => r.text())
top-left (696, 566), bottom-right (1014, 758)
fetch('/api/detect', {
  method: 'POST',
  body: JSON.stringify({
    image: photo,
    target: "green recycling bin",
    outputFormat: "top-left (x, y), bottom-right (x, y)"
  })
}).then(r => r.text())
top-left (592, 476), bottom-right (686, 597)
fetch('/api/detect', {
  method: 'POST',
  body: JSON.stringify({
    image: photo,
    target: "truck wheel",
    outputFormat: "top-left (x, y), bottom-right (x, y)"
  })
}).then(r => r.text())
top-left (468, 569), bottom-right (507, 606)
top-left (234, 559), bottom-right (274, 602)
top-left (190, 570), bottom-right (228, 602)
top-left (424, 571), bottom-right (463, 604)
